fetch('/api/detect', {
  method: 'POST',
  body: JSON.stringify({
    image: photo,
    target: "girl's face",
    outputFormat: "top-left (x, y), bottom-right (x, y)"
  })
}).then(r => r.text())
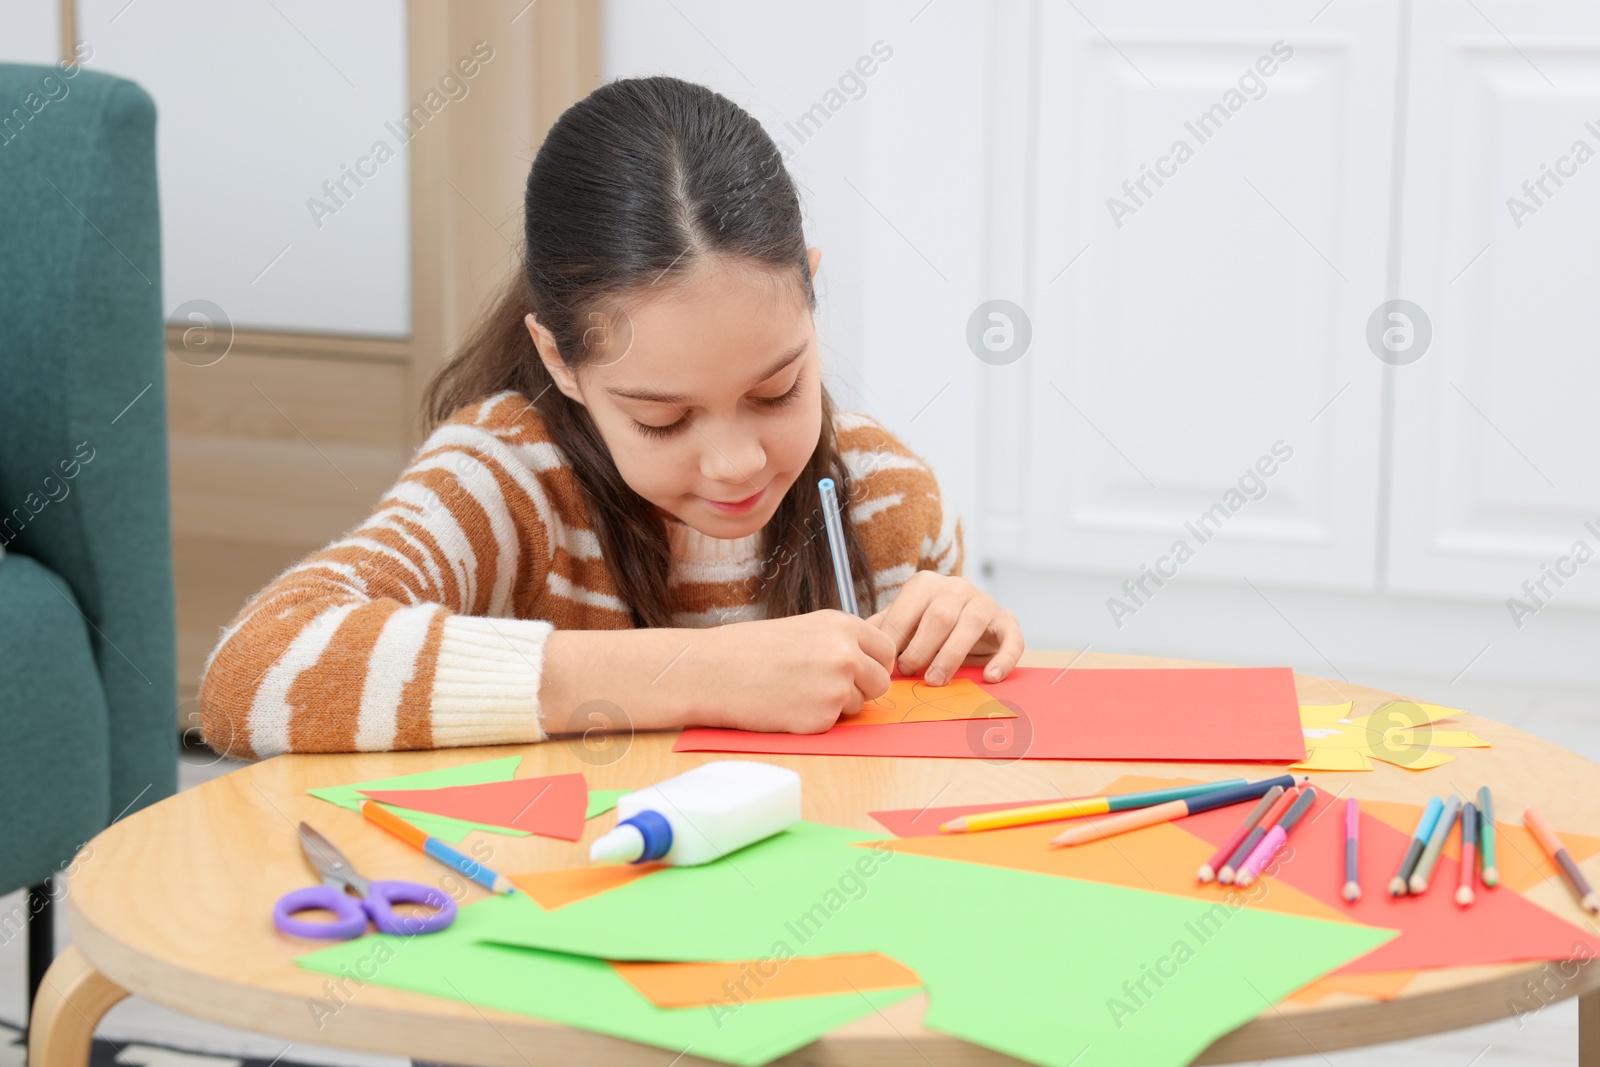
top-left (532, 250), bottom-right (825, 540)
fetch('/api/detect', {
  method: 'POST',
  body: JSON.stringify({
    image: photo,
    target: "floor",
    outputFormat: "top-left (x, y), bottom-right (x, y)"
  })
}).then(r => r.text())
top-left (1, 667), bottom-right (1597, 1067)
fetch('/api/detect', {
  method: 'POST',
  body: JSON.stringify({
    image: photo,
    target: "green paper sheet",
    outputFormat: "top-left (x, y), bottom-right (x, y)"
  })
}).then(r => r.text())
top-left (470, 822), bottom-right (1397, 1067)
top-left (586, 789), bottom-right (628, 820)
top-left (296, 897), bottom-right (918, 1066)
top-left (308, 757), bottom-right (531, 843)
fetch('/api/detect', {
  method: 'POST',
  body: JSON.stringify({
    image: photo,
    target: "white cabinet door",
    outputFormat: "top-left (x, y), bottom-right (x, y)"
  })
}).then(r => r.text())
top-left (987, 1), bottom-right (1399, 590)
top-left (1389, 0), bottom-right (1600, 607)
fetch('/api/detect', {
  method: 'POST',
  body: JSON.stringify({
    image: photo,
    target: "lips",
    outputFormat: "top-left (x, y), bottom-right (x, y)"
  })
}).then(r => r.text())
top-left (703, 486), bottom-right (765, 514)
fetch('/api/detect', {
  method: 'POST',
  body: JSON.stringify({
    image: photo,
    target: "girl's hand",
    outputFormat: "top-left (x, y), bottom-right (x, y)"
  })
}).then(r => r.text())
top-left (867, 571), bottom-right (1024, 685)
top-left (701, 610), bottom-right (896, 733)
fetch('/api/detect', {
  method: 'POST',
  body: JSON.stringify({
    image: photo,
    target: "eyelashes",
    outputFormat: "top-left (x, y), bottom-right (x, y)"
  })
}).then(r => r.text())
top-left (631, 374), bottom-right (805, 440)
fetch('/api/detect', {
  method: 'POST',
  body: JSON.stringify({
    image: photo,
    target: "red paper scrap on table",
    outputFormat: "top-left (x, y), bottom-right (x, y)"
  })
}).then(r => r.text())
top-left (1181, 786), bottom-right (1600, 976)
top-left (675, 665), bottom-right (1307, 762)
top-left (870, 798), bottom-right (1068, 838)
top-left (362, 773), bottom-right (589, 841)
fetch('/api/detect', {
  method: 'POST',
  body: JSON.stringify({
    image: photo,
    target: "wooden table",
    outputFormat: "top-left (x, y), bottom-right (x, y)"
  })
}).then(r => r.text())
top-left (30, 651), bottom-right (1600, 1066)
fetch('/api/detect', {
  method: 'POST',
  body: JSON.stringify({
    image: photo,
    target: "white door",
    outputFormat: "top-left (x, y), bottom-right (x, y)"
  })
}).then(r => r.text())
top-left (1388, 0), bottom-right (1600, 610)
top-left (986, 1), bottom-right (1401, 595)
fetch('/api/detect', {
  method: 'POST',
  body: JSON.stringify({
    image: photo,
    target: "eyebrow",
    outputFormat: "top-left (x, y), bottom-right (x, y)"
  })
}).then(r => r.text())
top-left (606, 341), bottom-right (808, 405)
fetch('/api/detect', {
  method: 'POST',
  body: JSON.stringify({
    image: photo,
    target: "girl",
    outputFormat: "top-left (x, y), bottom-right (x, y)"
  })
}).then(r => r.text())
top-left (198, 75), bottom-right (1023, 760)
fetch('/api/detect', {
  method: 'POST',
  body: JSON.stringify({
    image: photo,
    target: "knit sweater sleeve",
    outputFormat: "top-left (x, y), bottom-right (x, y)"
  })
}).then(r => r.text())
top-left (198, 393), bottom-right (556, 760)
top-left (835, 411), bottom-right (965, 609)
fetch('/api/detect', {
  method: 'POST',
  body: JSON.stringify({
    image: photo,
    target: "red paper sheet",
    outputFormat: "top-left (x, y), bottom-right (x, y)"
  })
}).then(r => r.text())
top-left (362, 773), bottom-right (589, 841)
top-left (1181, 786), bottom-right (1600, 975)
top-left (674, 665), bottom-right (1307, 762)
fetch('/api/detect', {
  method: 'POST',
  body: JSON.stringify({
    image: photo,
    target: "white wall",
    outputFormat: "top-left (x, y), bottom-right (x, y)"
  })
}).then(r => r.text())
top-left (605, 0), bottom-right (1600, 689)
top-left (0, 0), bottom-right (59, 64)
top-left (603, 0), bottom-right (991, 571)
top-left (75, 0), bottom-right (411, 336)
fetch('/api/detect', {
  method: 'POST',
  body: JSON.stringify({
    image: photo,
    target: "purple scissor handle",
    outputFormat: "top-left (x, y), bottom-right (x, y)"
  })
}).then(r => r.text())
top-left (273, 822), bottom-right (456, 940)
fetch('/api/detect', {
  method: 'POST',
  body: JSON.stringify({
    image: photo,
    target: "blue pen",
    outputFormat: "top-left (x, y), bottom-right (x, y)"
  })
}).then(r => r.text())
top-left (1389, 795), bottom-right (1444, 897)
top-left (818, 477), bottom-right (858, 615)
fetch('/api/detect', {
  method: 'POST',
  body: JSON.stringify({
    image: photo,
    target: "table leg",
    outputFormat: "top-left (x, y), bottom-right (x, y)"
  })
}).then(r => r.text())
top-left (27, 945), bottom-right (129, 1067)
top-left (1583, 986), bottom-right (1600, 1067)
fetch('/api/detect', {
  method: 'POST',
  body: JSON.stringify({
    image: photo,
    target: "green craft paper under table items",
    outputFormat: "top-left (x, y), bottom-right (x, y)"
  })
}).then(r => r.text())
top-left (298, 820), bottom-right (1396, 1067)
top-left (299, 899), bottom-right (920, 1067)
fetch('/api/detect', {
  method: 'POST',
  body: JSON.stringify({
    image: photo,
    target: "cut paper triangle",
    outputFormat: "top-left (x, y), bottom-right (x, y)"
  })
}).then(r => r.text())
top-left (363, 772), bottom-right (589, 841)
top-left (870, 797), bottom-right (1067, 837)
top-left (308, 756), bottom-right (531, 843)
top-left (841, 676), bottom-right (1013, 726)
top-left (1286, 968), bottom-right (1418, 1004)
top-left (677, 665), bottom-right (1307, 762)
top-left (508, 864), bottom-right (664, 910)
top-left (587, 789), bottom-right (629, 820)
top-left (611, 952), bottom-right (921, 1009)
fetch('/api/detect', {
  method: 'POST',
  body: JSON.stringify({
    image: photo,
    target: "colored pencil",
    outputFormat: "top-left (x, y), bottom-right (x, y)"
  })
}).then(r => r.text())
top-left (361, 800), bottom-right (515, 895)
top-left (1456, 802), bottom-right (1478, 907)
top-left (1048, 775), bottom-right (1300, 848)
top-left (1388, 796), bottom-right (1443, 897)
top-left (1342, 797), bottom-right (1361, 903)
top-left (1219, 788), bottom-right (1301, 885)
top-left (1409, 794), bottom-right (1461, 895)
top-left (1197, 787), bottom-right (1283, 883)
top-left (1234, 788), bottom-right (1317, 887)
top-left (1525, 806), bottom-right (1600, 914)
top-left (1478, 786), bottom-right (1499, 888)
top-left (944, 778), bottom-right (1249, 834)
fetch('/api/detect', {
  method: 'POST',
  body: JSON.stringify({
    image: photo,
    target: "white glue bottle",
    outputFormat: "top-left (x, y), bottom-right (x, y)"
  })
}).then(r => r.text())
top-left (589, 760), bottom-right (801, 866)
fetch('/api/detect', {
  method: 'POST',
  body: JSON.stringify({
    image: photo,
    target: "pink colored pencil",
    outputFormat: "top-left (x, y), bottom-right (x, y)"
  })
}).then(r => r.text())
top-left (1197, 787), bottom-right (1283, 884)
top-left (1342, 797), bottom-right (1361, 902)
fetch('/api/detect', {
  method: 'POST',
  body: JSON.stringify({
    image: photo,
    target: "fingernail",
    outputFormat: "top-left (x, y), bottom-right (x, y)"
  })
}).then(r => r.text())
top-left (926, 669), bottom-right (944, 686)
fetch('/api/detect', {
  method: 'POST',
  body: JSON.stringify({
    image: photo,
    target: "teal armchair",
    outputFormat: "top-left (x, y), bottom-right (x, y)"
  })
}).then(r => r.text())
top-left (0, 62), bottom-right (177, 1011)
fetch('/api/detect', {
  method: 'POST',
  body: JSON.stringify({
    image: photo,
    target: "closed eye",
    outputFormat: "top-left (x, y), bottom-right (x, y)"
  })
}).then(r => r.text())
top-left (755, 373), bottom-right (804, 408)
top-left (630, 373), bottom-right (804, 440)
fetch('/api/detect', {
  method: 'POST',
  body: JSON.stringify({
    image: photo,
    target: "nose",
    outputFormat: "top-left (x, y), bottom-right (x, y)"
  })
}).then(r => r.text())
top-left (698, 420), bottom-right (767, 487)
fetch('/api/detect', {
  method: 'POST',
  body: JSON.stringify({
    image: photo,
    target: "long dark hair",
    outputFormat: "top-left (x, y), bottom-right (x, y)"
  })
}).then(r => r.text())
top-left (423, 75), bottom-right (877, 628)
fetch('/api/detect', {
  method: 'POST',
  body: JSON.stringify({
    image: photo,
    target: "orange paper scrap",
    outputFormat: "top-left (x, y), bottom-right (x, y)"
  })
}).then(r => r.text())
top-left (612, 953), bottom-right (921, 1009)
top-left (841, 677), bottom-right (1012, 726)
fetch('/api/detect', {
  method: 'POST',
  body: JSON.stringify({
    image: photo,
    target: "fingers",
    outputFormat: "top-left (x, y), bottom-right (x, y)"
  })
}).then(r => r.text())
top-left (894, 595), bottom-right (965, 680)
top-left (852, 616), bottom-right (898, 672)
top-left (924, 601), bottom-right (993, 686)
top-left (980, 613), bottom-right (1026, 682)
top-left (850, 647), bottom-right (892, 704)
top-left (871, 574), bottom-right (937, 655)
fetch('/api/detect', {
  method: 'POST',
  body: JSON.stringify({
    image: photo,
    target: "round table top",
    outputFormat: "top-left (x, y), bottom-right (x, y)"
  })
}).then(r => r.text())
top-left (63, 650), bottom-right (1600, 1066)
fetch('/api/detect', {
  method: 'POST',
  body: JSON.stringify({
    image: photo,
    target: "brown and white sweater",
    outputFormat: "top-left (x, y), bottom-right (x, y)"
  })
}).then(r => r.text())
top-left (198, 390), bottom-right (964, 759)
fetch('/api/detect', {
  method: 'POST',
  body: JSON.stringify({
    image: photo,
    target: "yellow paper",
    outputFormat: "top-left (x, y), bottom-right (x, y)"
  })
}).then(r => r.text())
top-left (1292, 746), bottom-right (1374, 772)
top-left (1292, 700), bottom-right (1488, 773)
top-left (841, 677), bottom-right (1011, 726)
top-left (1299, 702), bottom-right (1355, 725)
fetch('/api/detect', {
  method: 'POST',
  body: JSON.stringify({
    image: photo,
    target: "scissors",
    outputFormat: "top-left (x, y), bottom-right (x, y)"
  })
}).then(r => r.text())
top-left (273, 822), bottom-right (457, 940)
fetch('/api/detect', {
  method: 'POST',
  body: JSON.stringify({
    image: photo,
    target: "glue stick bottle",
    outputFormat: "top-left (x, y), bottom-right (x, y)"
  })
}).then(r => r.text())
top-left (589, 760), bottom-right (801, 866)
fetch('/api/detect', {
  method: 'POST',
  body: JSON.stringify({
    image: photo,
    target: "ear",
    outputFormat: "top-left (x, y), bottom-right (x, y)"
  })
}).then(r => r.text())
top-left (806, 246), bottom-right (822, 280)
top-left (526, 313), bottom-right (584, 406)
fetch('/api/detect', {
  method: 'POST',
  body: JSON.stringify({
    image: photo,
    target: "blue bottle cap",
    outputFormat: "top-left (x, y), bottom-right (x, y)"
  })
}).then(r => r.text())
top-left (619, 810), bottom-right (673, 863)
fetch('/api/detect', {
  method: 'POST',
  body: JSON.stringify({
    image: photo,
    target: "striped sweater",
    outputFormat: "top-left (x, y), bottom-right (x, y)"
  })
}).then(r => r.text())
top-left (198, 390), bottom-right (964, 759)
